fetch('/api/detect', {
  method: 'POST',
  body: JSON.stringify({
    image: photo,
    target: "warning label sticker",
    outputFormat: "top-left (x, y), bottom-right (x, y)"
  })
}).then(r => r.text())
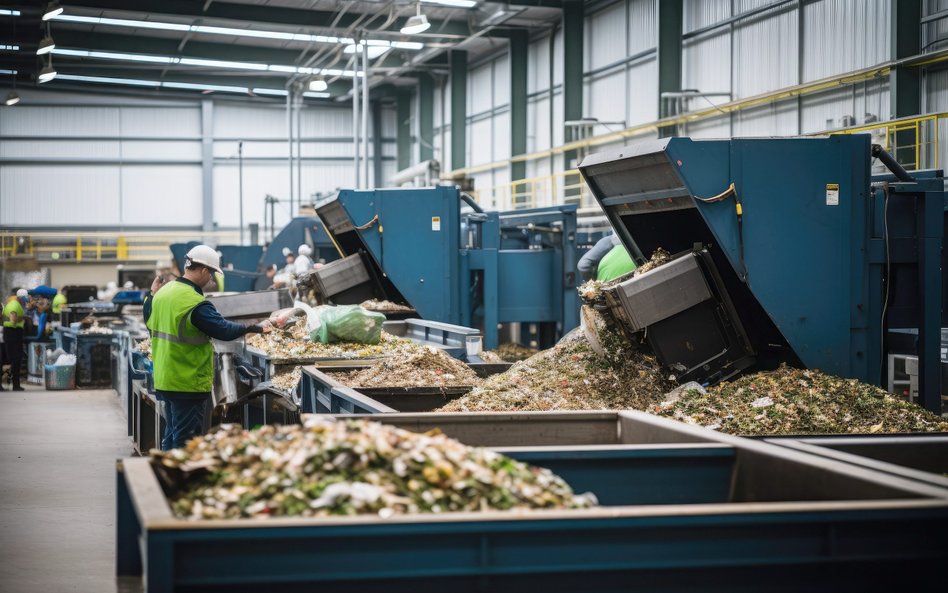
top-left (431, 216), bottom-right (441, 231)
top-left (826, 183), bottom-right (839, 206)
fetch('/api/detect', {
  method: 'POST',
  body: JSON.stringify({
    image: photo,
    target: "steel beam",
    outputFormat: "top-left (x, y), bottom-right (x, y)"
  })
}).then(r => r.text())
top-left (562, 0), bottom-right (584, 170)
top-left (201, 99), bottom-right (214, 233)
top-left (396, 87), bottom-right (412, 171)
top-left (450, 51), bottom-right (468, 171)
top-left (891, 0), bottom-right (922, 167)
top-left (657, 0), bottom-right (683, 137)
top-left (509, 30), bottom-right (529, 181)
top-left (372, 99), bottom-right (383, 188)
top-left (418, 73), bottom-right (435, 163)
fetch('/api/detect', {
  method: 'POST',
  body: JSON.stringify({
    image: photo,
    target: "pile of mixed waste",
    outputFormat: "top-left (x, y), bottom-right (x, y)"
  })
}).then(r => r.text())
top-left (270, 366), bottom-right (303, 392)
top-left (136, 336), bottom-right (152, 360)
top-left (655, 364), bottom-right (948, 435)
top-left (360, 299), bottom-right (415, 314)
top-left (484, 343), bottom-right (537, 363)
top-left (154, 416), bottom-right (597, 519)
top-left (339, 346), bottom-right (480, 389)
top-left (246, 322), bottom-right (402, 360)
top-left (439, 326), bottom-right (673, 412)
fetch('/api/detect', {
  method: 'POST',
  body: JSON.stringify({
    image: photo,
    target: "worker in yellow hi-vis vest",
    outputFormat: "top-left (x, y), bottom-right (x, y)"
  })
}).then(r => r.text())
top-left (578, 235), bottom-right (636, 282)
top-left (144, 245), bottom-right (270, 450)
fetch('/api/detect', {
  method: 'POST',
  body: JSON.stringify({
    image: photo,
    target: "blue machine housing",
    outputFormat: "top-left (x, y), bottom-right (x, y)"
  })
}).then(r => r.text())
top-left (579, 135), bottom-right (946, 413)
top-left (316, 187), bottom-right (581, 349)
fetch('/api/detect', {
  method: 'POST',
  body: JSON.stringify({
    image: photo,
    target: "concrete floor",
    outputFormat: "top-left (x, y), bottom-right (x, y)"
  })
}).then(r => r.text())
top-left (0, 384), bottom-right (140, 593)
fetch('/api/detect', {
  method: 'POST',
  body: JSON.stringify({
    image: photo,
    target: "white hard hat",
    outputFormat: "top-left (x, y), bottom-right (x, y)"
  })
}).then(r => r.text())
top-left (282, 247), bottom-right (293, 257)
top-left (107, 281), bottom-right (117, 290)
top-left (16, 288), bottom-right (28, 298)
top-left (298, 244), bottom-right (312, 256)
top-left (123, 281), bottom-right (134, 289)
top-left (185, 244), bottom-right (223, 275)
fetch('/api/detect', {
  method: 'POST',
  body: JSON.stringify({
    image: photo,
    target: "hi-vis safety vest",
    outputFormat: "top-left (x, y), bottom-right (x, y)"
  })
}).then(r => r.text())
top-left (146, 280), bottom-right (213, 392)
top-left (596, 244), bottom-right (636, 282)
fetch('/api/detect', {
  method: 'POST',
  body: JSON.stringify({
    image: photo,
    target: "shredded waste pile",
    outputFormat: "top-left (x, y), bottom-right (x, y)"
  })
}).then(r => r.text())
top-left (136, 336), bottom-right (152, 360)
top-left (360, 299), bottom-right (415, 314)
top-left (578, 247), bottom-right (673, 304)
top-left (270, 366), bottom-right (303, 392)
top-left (154, 416), bottom-right (597, 519)
top-left (246, 322), bottom-right (404, 360)
top-left (485, 343), bottom-right (537, 363)
top-left (439, 328), bottom-right (673, 412)
top-left (340, 346), bottom-right (480, 388)
top-left (656, 365), bottom-right (948, 435)
top-left (82, 323), bottom-right (114, 335)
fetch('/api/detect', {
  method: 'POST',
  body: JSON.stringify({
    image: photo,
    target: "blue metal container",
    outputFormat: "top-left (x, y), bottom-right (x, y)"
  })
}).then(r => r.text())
top-left (116, 411), bottom-right (948, 593)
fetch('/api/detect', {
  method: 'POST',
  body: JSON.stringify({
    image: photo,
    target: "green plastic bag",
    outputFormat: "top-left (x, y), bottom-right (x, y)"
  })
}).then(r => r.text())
top-left (310, 305), bottom-right (386, 344)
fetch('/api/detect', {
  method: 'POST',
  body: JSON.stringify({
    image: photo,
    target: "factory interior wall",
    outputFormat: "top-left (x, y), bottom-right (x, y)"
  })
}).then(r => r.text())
top-left (44, 262), bottom-right (119, 289)
top-left (0, 88), bottom-right (397, 232)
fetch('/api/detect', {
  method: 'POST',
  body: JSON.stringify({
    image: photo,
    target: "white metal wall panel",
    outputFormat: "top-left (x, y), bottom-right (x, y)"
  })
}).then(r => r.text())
top-left (528, 37), bottom-right (552, 94)
top-left (802, 0), bottom-right (890, 82)
top-left (214, 104), bottom-right (285, 138)
top-left (381, 106), bottom-right (397, 138)
top-left (213, 163), bottom-right (291, 229)
top-left (0, 140), bottom-right (120, 160)
top-left (923, 0), bottom-right (948, 51)
top-left (587, 71), bottom-right (627, 124)
top-left (587, 2), bottom-right (627, 70)
top-left (469, 63), bottom-right (494, 115)
top-left (925, 67), bottom-right (948, 173)
top-left (552, 91), bottom-right (565, 147)
top-left (302, 163), bottom-right (359, 198)
top-left (493, 111), bottom-right (511, 161)
top-left (300, 106), bottom-right (353, 137)
top-left (122, 140), bottom-right (202, 160)
top-left (468, 119), bottom-right (493, 165)
top-left (799, 86), bottom-right (854, 133)
top-left (628, 0), bottom-right (658, 53)
top-left (493, 55), bottom-right (510, 108)
top-left (627, 58), bottom-right (658, 125)
top-left (0, 165), bottom-right (120, 226)
top-left (683, 0), bottom-right (731, 32)
top-left (553, 28), bottom-right (564, 88)
top-left (121, 165), bottom-right (202, 226)
top-left (732, 100), bottom-right (798, 136)
top-left (682, 31), bottom-right (731, 108)
top-left (0, 106), bottom-right (120, 137)
top-left (528, 96), bottom-right (552, 152)
top-left (734, 0), bottom-right (788, 12)
top-left (214, 140), bottom-right (287, 159)
top-left (120, 107), bottom-right (200, 138)
top-left (732, 6), bottom-right (799, 98)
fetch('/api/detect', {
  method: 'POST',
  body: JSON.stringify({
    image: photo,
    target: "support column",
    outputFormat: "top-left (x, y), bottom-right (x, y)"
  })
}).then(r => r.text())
top-left (891, 0), bottom-right (922, 167)
top-left (372, 99), bottom-right (384, 187)
top-left (563, 0), bottom-right (583, 170)
top-left (450, 50), bottom-right (468, 171)
top-left (418, 73), bottom-right (435, 163)
top-left (200, 99), bottom-right (214, 233)
top-left (396, 87), bottom-right (412, 171)
top-left (657, 0), bottom-right (683, 137)
top-left (509, 30), bottom-right (529, 182)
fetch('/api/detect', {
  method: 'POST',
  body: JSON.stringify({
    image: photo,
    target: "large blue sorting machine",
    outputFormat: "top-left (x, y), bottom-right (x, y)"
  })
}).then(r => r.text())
top-left (578, 134), bottom-right (946, 413)
top-left (314, 187), bottom-right (580, 349)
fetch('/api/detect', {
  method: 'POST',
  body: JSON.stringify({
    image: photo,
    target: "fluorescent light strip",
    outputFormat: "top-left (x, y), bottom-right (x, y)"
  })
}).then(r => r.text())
top-left (52, 73), bottom-right (331, 99)
top-left (53, 14), bottom-right (422, 50)
top-left (421, 0), bottom-right (477, 7)
top-left (0, 9), bottom-right (21, 16)
top-left (53, 47), bottom-right (364, 77)
top-left (0, 69), bottom-right (18, 75)
top-left (0, 44), bottom-right (19, 51)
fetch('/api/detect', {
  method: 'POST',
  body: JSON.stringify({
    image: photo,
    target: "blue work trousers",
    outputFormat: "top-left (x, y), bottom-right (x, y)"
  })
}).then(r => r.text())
top-left (156, 391), bottom-right (210, 450)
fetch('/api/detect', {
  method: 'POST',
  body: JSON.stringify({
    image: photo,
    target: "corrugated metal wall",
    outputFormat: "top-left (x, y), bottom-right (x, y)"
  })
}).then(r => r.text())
top-left (1, 88), bottom-right (395, 230)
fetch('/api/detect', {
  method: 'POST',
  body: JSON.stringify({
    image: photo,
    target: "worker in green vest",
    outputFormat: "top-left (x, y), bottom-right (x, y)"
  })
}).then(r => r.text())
top-left (578, 235), bottom-right (636, 282)
top-left (144, 245), bottom-right (270, 450)
top-left (2, 288), bottom-right (28, 391)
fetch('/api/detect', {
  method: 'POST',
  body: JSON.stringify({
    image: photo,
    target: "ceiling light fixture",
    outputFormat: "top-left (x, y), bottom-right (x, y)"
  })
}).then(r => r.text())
top-left (4, 91), bottom-right (20, 106)
top-left (0, 9), bottom-right (21, 16)
top-left (421, 0), bottom-right (477, 7)
top-left (52, 47), bottom-right (363, 77)
top-left (54, 73), bottom-right (332, 99)
top-left (51, 15), bottom-right (425, 50)
top-left (37, 36), bottom-right (55, 54)
top-left (308, 76), bottom-right (328, 92)
top-left (401, 4), bottom-right (431, 35)
top-left (38, 59), bottom-right (57, 83)
top-left (42, 2), bottom-right (63, 21)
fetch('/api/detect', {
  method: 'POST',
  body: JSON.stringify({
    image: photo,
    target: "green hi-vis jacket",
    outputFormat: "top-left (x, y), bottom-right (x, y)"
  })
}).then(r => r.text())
top-left (596, 244), bottom-right (636, 282)
top-left (145, 280), bottom-right (213, 392)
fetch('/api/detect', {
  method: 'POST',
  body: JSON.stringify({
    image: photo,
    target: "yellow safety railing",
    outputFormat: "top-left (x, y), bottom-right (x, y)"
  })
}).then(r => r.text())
top-left (0, 231), bottom-right (241, 263)
top-left (466, 113), bottom-right (948, 212)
